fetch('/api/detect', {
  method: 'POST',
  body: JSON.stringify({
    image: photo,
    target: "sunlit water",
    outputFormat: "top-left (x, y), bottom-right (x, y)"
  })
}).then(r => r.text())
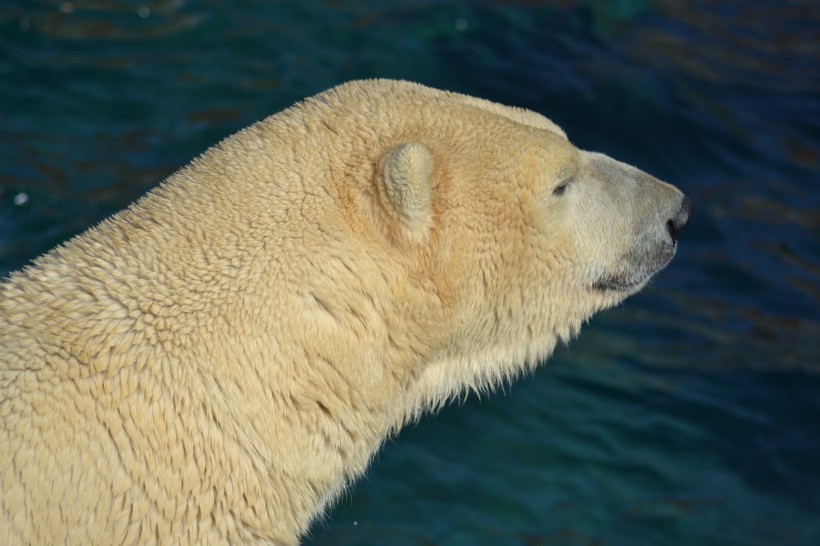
top-left (1, 1), bottom-right (817, 545)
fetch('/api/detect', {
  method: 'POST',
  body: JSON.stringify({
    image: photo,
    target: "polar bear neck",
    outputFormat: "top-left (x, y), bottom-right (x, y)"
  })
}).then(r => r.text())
top-left (0, 141), bottom-right (448, 543)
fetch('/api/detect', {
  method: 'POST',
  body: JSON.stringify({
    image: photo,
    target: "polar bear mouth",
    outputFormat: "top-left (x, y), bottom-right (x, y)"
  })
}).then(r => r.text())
top-left (591, 243), bottom-right (677, 292)
top-left (591, 271), bottom-right (653, 292)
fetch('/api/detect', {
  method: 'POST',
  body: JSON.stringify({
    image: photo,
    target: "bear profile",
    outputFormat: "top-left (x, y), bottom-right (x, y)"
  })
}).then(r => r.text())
top-left (0, 80), bottom-right (690, 545)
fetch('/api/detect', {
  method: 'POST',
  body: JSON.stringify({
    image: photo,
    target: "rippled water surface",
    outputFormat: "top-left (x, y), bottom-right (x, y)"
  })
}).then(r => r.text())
top-left (1, 1), bottom-right (818, 545)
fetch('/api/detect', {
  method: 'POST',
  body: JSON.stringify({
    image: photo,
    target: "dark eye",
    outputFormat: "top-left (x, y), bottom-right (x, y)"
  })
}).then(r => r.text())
top-left (553, 180), bottom-right (570, 196)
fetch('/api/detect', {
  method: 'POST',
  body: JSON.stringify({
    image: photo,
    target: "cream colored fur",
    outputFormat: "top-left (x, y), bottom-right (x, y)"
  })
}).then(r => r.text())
top-left (0, 79), bottom-right (687, 545)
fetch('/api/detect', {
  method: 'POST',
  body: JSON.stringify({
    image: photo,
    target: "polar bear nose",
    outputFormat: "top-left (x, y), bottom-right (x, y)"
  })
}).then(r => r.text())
top-left (666, 196), bottom-right (692, 243)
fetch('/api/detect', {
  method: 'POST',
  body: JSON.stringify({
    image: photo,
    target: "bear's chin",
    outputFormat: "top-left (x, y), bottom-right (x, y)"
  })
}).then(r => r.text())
top-left (591, 273), bottom-right (651, 293)
top-left (591, 244), bottom-right (677, 292)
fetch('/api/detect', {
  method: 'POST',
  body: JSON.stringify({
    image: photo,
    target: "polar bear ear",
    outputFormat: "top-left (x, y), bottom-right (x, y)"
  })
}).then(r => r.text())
top-left (377, 143), bottom-right (434, 242)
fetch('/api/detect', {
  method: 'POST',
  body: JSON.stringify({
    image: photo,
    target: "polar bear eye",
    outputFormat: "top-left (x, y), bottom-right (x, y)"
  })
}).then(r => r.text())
top-left (553, 179), bottom-right (571, 196)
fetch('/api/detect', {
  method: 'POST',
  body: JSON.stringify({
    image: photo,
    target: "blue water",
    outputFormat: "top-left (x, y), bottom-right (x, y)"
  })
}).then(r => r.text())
top-left (1, 1), bottom-right (818, 545)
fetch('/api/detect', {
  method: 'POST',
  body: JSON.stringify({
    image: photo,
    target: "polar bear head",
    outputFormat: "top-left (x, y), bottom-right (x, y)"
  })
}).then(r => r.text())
top-left (303, 81), bottom-right (691, 412)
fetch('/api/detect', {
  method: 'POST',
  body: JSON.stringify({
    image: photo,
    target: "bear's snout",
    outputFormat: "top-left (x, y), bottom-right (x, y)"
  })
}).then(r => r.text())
top-left (666, 196), bottom-right (693, 243)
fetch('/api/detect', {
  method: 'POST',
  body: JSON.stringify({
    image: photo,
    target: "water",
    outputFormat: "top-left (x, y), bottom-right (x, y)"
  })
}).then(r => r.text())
top-left (1, 1), bottom-right (818, 544)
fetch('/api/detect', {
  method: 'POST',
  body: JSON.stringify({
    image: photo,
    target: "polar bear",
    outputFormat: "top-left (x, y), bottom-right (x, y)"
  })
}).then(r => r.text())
top-left (0, 80), bottom-right (690, 545)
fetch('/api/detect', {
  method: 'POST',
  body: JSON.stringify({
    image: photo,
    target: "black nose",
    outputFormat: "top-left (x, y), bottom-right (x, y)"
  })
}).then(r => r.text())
top-left (667, 196), bottom-right (692, 242)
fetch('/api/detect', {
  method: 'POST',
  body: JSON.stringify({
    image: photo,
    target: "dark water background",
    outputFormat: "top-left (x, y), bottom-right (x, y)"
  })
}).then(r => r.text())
top-left (1, 1), bottom-right (818, 544)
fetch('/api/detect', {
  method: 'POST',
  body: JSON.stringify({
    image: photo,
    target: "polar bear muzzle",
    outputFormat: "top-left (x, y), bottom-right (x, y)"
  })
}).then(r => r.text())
top-left (578, 152), bottom-right (692, 292)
